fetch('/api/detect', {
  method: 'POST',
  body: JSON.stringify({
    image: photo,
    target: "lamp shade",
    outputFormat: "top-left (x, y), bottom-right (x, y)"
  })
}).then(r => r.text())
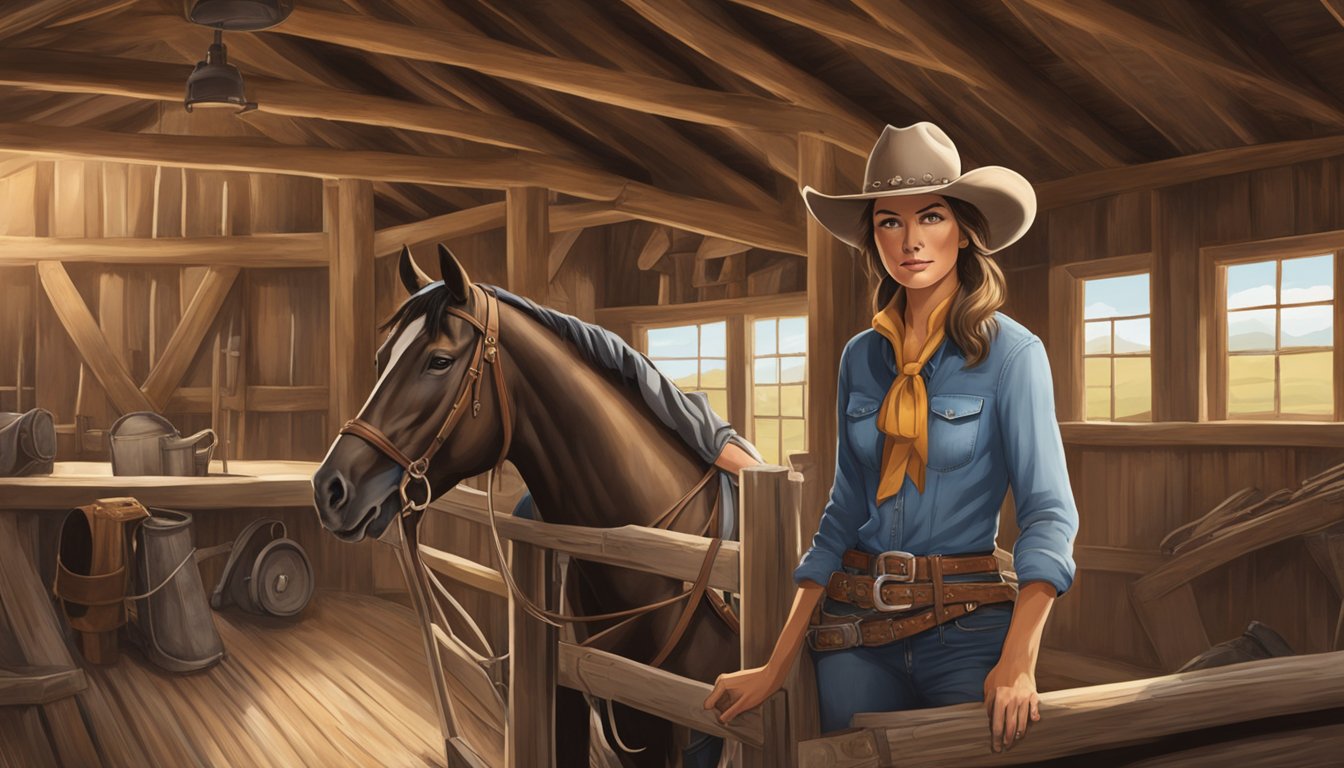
top-left (184, 31), bottom-right (255, 113)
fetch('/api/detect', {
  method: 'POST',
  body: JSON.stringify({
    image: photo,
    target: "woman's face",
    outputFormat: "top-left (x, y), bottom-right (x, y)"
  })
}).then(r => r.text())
top-left (872, 193), bottom-right (965, 291)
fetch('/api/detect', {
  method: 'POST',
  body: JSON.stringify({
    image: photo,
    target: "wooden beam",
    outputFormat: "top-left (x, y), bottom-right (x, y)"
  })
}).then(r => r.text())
top-left (1038, 134), bottom-right (1344, 209)
top-left (0, 122), bottom-right (801, 253)
top-left (429, 491), bottom-right (741, 592)
top-left (327, 179), bottom-right (376, 427)
top-left (0, 49), bottom-right (579, 158)
top-left (620, 0), bottom-right (881, 153)
top-left (0, 233), bottom-right (327, 266)
top-left (0, 460), bottom-right (321, 509)
top-left (166, 385), bottom-right (327, 413)
top-left (723, 0), bottom-right (971, 83)
top-left (696, 237), bottom-right (752, 262)
top-left (636, 225), bottom-right (673, 271)
top-left (546, 228), bottom-right (582, 283)
top-left (556, 643), bottom-right (764, 748)
top-left (417, 544), bottom-right (507, 599)
top-left (1016, 0), bottom-right (1344, 126)
top-left (272, 7), bottom-right (872, 154)
top-left (373, 202), bottom-right (633, 257)
top-left (800, 651), bottom-right (1344, 768)
top-left (0, 665), bottom-right (86, 706)
top-left (140, 266), bottom-right (238, 410)
top-left (596, 292), bottom-right (807, 329)
top-left (1059, 421), bottom-right (1344, 448)
top-left (1073, 545), bottom-right (1167, 575)
top-left (506, 188), bottom-right (549, 301)
top-left (36, 261), bottom-right (154, 415)
top-left (506, 542), bottom-right (555, 768)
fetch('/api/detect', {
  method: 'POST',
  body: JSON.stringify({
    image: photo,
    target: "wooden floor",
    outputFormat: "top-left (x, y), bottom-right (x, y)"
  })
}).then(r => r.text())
top-left (2, 592), bottom-right (447, 768)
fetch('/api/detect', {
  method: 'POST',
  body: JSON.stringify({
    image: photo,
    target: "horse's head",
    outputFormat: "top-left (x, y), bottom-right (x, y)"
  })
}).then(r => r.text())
top-left (313, 244), bottom-right (508, 541)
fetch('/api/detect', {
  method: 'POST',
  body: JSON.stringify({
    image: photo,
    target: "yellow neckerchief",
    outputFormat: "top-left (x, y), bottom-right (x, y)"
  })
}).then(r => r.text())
top-left (870, 291), bottom-right (956, 500)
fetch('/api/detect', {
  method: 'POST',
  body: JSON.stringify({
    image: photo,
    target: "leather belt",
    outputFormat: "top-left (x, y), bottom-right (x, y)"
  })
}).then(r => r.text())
top-left (825, 572), bottom-right (1017, 613)
top-left (841, 550), bottom-right (1001, 582)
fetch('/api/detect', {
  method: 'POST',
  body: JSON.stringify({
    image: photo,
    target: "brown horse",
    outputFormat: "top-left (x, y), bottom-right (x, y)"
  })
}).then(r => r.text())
top-left (313, 244), bottom-right (739, 767)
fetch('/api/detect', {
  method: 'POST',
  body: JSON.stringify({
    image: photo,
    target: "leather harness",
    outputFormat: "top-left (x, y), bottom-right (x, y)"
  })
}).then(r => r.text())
top-left (808, 549), bottom-right (1016, 652)
top-left (338, 284), bottom-right (734, 669)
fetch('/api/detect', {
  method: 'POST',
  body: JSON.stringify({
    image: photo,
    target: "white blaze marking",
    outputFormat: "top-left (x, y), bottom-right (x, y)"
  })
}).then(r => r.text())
top-left (361, 315), bottom-right (426, 414)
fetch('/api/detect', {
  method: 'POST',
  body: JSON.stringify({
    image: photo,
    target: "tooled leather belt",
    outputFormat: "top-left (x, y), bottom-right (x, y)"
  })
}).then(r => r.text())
top-left (807, 549), bottom-right (1017, 652)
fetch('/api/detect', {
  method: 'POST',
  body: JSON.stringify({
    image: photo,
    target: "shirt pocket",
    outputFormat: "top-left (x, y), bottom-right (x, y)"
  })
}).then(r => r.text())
top-left (844, 393), bottom-right (882, 471)
top-left (926, 394), bottom-right (984, 472)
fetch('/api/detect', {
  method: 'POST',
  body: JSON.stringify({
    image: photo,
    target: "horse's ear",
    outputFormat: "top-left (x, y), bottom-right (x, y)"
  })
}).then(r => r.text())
top-left (398, 245), bottom-right (433, 294)
top-left (438, 243), bottom-right (471, 304)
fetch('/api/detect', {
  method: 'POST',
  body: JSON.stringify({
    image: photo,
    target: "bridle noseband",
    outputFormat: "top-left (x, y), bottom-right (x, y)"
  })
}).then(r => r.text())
top-left (339, 283), bottom-right (513, 515)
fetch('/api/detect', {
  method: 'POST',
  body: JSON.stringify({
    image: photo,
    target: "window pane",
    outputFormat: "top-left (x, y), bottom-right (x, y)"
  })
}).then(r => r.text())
top-left (1085, 273), bottom-right (1149, 319)
top-left (781, 418), bottom-right (805, 462)
top-left (754, 318), bottom-right (776, 356)
top-left (1227, 354), bottom-right (1276, 417)
top-left (1280, 305), bottom-right (1333, 348)
top-left (648, 325), bottom-right (697, 357)
top-left (754, 418), bottom-right (780, 465)
top-left (1280, 351), bottom-right (1333, 416)
top-left (1226, 260), bottom-right (1276, 309)
top-left (1281, 254), bottom-right (1333, 304)
top-left (1227, 309), bottom-right (1276, 352)
top-left (656, 359), bottom-right (698, 388)
top-left (754, 386), bottom-right (779, 417)
top-left (706, 389), bottom-right (729, 418)
top-left (1113, 356), bottom-right (1152, 422)
top-left (1084, 321), bottom-right (1111, 354)
top-left (700, 358), bottom-right (727, 388)
top-left (778, 317), bottom-right (806, 354)
top-left (700, 322), bottom-right (726, 357)
top-left (1114, 318), bottom-right (1150, 354)
top-left (780, 384), bottom-right (805, 418)
top-left (1084, 357), bottom-right (1111, 421)
top-left (754, 357), bottom-right (778, 385)
top-left (780, 356), bottom-right (805, 384)
top-left (1084, 356), bottom-right (1111, 393)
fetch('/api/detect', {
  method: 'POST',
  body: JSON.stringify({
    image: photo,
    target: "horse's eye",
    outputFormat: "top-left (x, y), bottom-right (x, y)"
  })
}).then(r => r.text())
top-left (428, 355), bottom-right (453, 371)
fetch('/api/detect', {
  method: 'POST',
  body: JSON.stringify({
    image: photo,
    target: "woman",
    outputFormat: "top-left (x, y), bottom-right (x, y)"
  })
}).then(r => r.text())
top-left (704, 123), bottom-right (1078, 754)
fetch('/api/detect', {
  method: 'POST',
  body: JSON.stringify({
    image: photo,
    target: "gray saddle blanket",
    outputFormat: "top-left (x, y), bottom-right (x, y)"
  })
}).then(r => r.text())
top-left (493, 287), bottom-right (761, 540)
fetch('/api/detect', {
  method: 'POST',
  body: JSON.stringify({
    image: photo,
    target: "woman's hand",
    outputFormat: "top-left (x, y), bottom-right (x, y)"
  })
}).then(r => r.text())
top-left (703, 666), bottom-right (781, 724)
top-left (982, 660), bottom-right (1040, 753)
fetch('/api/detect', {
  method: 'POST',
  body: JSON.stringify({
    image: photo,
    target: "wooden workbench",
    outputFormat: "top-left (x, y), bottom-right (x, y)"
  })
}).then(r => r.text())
top-left (0, 461), bottom-right (320, 510)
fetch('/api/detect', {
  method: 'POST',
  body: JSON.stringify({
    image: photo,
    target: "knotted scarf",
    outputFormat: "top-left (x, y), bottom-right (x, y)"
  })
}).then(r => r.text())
top-left (870, 292), bottom-right (955, 500)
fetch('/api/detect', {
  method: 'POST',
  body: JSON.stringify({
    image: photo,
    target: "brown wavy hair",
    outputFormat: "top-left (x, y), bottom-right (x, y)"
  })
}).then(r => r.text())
top-left (859, 196), bottom-right (1007, 368)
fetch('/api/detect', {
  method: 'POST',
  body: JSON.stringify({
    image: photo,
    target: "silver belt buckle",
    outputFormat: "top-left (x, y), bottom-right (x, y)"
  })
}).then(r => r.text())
top-left (809, 618), bottom-right (863, 651)
top-left (873, 550), bottom-right (917, 582)
top-left (871, 574), bottom-right (914, 612)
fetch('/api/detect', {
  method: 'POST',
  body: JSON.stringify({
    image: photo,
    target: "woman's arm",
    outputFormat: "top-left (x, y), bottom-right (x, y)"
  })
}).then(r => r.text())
top-left (983, 580), bottom-right (1054, 752)
top-left (703, 581), bottom-right (824, 722)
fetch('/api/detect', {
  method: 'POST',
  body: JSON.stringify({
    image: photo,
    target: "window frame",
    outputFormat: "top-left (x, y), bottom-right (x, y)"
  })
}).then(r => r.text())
top-left (1201, 237), bottom-right (1343, 422)
top-left (1049, 253), bottom-right (1155, 422)
top-left (749, 315), bottom-right (809, 466)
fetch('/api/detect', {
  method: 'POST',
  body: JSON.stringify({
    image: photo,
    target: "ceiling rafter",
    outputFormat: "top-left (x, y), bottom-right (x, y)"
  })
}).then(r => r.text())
top-left (1012, 0), bottom-right (1344, 127)
top-left (266, 6), bottom-right (872, 154)
top-left (0, 121), bottom-right (804, 253)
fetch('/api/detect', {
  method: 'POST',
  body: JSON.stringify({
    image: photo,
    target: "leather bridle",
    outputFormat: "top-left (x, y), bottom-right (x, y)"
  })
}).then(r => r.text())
top-left (339, 283), bottom-right (513, 515)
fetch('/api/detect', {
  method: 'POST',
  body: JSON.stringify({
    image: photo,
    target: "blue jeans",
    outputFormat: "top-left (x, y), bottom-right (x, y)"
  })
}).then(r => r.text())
top-left (813, 601), bottom-right (1013, 733)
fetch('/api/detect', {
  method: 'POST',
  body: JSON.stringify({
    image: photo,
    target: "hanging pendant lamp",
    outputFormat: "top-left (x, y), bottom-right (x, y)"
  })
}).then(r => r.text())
top-left (182, 1), bottom-right (294, 114)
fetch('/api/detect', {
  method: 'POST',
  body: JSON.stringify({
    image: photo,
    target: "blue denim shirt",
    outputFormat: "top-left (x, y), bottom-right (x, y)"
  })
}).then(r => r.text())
top-left (793, 312), bottom-right (1079, 596)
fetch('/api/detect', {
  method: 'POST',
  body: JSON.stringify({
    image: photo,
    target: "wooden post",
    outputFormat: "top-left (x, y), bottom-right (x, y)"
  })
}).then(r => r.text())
top-left (506, 187), bottom-right (550, 302)
top-left (325, 179), bottom-right (375, 429)
top-left (1151, 184), bottom-right (1203, 421)
top-left (507, 541), bottom-right (556, 768)
top-left (799, 134), bottom-right (869, 542)
top-left (739, 465), bottom-right (814, 766)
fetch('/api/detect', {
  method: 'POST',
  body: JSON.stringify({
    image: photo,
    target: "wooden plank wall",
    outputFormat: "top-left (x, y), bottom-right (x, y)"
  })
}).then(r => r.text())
top-left (1004, 156), bottom-right (1344, 673)
top-left (0, 160), bottom-right (328, 461)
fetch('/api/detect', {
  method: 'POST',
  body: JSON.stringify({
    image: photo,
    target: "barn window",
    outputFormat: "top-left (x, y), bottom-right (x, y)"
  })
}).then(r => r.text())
top-left (1217, 254), bottom-right (1335, 419)
top-left (1082, 273), bottom-right (1152, 422)
top-left (751, 316), bottom-right (807, 465)
top-left (646, 321), bottom-right (728, 417)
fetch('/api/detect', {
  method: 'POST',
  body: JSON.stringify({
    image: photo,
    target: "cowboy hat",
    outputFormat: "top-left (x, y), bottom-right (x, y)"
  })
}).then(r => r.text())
top-left (801, 122), bottom-right (1037, 253)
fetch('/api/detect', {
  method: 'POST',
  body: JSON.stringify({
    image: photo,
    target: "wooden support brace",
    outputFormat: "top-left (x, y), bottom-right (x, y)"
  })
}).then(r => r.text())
top-left (140, 266), bottom-right (238, 410)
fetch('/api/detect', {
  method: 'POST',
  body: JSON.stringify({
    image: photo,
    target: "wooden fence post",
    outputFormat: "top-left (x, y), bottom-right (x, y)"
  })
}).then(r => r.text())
top-left (507, 541), bottom-right (556, 767)
top-left (740, 465), bottom-right (816, 766)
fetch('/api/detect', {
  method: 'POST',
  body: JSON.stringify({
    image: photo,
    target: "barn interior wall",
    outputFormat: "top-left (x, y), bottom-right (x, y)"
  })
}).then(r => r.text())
top-left (1011, 156), bottom-right (1344, 671)
top-left (0, 158), bottom-right (330, 462)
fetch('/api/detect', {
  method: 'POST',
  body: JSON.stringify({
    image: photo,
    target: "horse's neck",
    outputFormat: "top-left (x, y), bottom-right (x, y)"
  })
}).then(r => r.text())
top-left (499, 307), bottom-right (707, 528)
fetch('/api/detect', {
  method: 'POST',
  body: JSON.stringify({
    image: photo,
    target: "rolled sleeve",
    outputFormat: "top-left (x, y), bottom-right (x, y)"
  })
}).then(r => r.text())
top-left (997, 338), bottom-right (1079, 596)
top-left (794, 338), bottom-right (868, 586)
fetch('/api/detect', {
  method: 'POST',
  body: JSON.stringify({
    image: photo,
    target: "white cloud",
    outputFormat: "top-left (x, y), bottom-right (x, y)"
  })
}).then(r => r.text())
top-left (1084, 301), bottom-right (1118, 319)
top-left (1227, 285), bottom-right (1275, 309)
top-left (1282, 285), bottom-right (1332, 304)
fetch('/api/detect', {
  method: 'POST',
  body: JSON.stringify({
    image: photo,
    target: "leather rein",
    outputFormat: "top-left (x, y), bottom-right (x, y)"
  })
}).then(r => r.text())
top-left (337, 284), bottom-right (735, 668)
